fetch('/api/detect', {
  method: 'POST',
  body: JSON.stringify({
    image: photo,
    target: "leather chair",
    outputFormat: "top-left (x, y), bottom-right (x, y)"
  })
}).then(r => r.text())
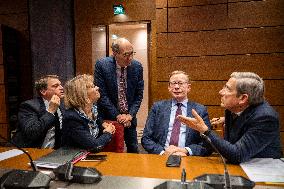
top-left (103, 121), bottom-right (124, 153)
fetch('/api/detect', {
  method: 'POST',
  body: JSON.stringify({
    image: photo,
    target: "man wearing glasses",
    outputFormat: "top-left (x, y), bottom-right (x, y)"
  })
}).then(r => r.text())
top-left (95, 38), bottom-right (144, 153)
top-left (178, 72), bottom-right (282, 163)
top-left (141, 70), bottom-right (212, 156)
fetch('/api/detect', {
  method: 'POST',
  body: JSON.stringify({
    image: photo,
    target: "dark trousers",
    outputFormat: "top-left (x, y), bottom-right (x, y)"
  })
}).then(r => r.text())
top-left (124, 126), bottom-right (138, 153)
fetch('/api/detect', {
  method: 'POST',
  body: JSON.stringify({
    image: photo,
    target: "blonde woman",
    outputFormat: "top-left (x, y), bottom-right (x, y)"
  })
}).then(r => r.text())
top-left (61, 74), bottom-right (115, 150)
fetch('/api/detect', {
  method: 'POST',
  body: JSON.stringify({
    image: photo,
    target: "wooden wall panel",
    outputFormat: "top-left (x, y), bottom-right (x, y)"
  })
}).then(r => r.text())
top-left (156, 9), bottom-right (167, 33)
top-left (169, 0), bottom-right (226, 7)
top-left (0, 66), bottom-right (3, 84)
top-left (0, 0), bottom-right (27, 14)
top-left (168, 4), bottom-right (228, 32)
top-left (163, 0), bottom-right (284, 32)
top-left (0, 86), bottom-right (7, 123)
top-left (152, 80), bottom-right (284, 105)
top-left (157, 27), bottom-right (284, 57)
top-left (0, 14), bottom-right (28, 32)
top-left (0, 124), bottom-right (8, 139)
top-left (0, 45), bottom-right (2, 65)
top-left (156, 0), bottom-right (167, 8)
top-left (229, 0), bottom-right (284, 28)
top-left (156, 54), bottom-right (284, 80)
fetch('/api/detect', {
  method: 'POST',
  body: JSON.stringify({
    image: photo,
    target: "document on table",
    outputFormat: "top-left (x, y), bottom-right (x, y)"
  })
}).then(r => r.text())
top-left (240, 158), bottom-right (284, 183)
top-left (0, 149), bottom-right (23, 161)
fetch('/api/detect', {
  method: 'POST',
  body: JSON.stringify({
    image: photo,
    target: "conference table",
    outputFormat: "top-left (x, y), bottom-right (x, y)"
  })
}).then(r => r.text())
top-left (0, 147), bottom-right (280, 188)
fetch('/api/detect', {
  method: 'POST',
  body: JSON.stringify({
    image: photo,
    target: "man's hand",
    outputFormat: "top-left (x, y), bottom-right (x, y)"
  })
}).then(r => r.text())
top-left (48, 95), bottom-right (60, 113)
top-left (164, 145), bottom-right (188, 156)
top-left (117, 114), bottom-right (132, 128)
top-left (177, 109), bottom-right (208, 133)
top-left (210, 117), bottom-right (225, 125)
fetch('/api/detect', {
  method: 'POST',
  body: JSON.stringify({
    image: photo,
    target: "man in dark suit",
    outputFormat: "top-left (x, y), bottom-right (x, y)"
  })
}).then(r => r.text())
top-left (178, 72), bottom-right (283, 164)
top-left (142, 71), bottom-right (212, 156)
top-left (94, 38), bottom-right (144, 153)
top-left (12, 75), bottom-right (64, 149)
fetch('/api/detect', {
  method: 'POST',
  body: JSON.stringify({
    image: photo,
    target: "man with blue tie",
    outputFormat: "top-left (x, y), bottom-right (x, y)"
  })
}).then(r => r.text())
top-left (142, 71), bottom-right (212, 156)
top-left (95, 38), bottom-right (144, 153)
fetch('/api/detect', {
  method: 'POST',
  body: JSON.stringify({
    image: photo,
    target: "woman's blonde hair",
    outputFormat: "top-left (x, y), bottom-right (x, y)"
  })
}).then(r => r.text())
top-left (64, 74), bottom-right (94, 109)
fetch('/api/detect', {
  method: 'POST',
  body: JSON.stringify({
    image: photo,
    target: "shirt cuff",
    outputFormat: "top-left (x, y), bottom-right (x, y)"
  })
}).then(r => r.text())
top-left (160, 150), bottom-right (165, 155)
top-left (185, 147), bottom-right (193, 156)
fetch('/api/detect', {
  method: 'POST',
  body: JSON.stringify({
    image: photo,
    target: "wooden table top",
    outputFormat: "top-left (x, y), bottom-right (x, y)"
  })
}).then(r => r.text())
top-left (0, 147), bottom-right (247, 181)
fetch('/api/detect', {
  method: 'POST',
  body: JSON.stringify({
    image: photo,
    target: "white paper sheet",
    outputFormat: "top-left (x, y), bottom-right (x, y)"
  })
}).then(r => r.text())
top-left (240, 158), bottom-right (284, 183)
top-left (0, 149), bottom-right (23, 161)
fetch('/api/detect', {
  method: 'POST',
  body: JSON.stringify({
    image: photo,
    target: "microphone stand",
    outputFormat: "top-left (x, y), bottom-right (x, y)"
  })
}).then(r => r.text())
top-left (195, 134), bottom-right (255, 189)
top-left (200, 134), bottom-right (231, 189)
top-left (0, 134), bottom-right (51, 188)
top-left (0, 135), bottom-right (38, 171)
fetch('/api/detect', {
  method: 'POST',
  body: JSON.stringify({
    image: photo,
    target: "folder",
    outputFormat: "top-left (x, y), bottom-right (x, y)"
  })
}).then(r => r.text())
top-left (34, 147), bottom-right (89, 169)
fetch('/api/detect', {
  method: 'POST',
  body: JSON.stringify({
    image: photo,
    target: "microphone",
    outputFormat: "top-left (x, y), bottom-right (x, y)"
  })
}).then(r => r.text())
top-left (53, 145), bottom-right (103, 184)
top-left (154, 167), bottom-right (213, 189)
top-left (0, 134), bottom-right (52, 188)
top-left (201, 133), bottom-right (231, 189)
top-left (194, 134), bottom-right (255, 189)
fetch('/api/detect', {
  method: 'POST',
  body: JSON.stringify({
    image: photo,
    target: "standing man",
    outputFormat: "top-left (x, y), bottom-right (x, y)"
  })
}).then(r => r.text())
top-left (142, 71), bottom-right (212, 156)
top-left (95, 38), bottom-right (144, 153)
top-left (12, 75), bottom-right (64, 149)
top-left (178, 72), bottom-right (282, 163)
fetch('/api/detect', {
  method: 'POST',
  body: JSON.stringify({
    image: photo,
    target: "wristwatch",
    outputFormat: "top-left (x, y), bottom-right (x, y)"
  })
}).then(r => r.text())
top-left (202, 129), bottom-right (211, 136)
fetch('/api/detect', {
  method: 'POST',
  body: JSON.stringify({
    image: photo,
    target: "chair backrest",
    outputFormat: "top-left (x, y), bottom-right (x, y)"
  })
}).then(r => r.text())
top-left (102, 121), bottom-right (124, 153)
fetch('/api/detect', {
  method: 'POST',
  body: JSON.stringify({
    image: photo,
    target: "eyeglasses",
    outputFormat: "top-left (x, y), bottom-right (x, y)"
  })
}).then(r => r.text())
top-left (169, 81), bottom-right (188, 87)
top-left (120, 51), bottom-right (136, 58)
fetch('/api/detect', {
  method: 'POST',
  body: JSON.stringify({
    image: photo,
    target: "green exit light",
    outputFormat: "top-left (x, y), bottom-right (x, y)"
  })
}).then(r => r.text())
top-left (113, 4), bottom-right (125, 15)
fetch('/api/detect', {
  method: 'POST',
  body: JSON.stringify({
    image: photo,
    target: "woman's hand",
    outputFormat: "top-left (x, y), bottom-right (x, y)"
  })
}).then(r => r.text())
top-left (103, 123), bottom-right (116, 134)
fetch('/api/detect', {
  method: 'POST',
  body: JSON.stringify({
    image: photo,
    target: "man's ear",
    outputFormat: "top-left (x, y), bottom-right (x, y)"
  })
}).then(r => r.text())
top-left (40, 89), bottom-right (47, 96)
top-left (239, 94), bottom-right (249, 106)
top-left (168, 85), bottom-right (171, 93)
top-left (187, 83), bottom-right (192, 92)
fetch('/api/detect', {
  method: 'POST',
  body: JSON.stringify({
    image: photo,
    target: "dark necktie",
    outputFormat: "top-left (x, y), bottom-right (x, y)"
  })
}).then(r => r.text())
top-left (118, 67), bottom-right (128, 113)
top-left (54, 111), bottom-right (61, 149)
top-left (169, 103), bottom-right (182, 146)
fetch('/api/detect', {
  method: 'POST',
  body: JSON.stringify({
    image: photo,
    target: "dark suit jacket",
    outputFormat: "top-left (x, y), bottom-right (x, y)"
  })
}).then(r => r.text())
top-left (141, 100), bottom-right (212, 156)
top-left (61, 108), bottom-right (112, 150)
top-left (207, 101), bottom-right (283, 164)
top-left (94, 56), bottom-right (144, 127)
top-left (12, 97), bottom-right (65, 148)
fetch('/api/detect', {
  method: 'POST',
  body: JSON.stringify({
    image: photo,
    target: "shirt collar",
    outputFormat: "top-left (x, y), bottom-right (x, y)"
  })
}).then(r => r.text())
top-left (171, 99), bottom-right (188, 108)
top-left (42, 98), bottom-right (49, 110)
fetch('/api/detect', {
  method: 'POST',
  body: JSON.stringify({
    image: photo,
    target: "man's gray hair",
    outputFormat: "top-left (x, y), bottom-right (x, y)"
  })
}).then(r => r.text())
top-left (230, 72), bottom-right (264, 105)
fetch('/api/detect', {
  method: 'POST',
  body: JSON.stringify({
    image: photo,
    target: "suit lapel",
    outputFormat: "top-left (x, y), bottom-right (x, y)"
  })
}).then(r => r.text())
top-left (125, 62), bottom-right (133, 100)
top-left (161, 100), bottom-right (172, 143)
top-left (110, 57), bottom-right (118, 98)
top-left (38, 97), bottom-right (47, 115)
